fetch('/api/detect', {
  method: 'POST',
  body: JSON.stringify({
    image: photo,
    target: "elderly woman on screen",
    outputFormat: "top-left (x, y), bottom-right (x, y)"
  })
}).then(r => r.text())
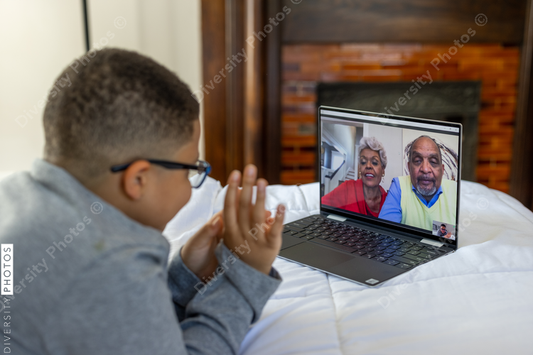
top-left (321, 136), bottom-right (388, 217)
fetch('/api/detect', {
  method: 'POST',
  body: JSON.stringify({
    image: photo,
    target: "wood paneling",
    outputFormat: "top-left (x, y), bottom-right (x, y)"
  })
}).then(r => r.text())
top-left (201, 0), bottom-right (227, 182)
top-left (225, 0), bottom-right (245, 175)
top-left (202, 0), bottom-right (278, 182)
top-left (244, 0), bottom-right (264, 174)
top-left (281, 0), bottom-right (526, 44)
top-left (263, 0), bottom-right (282, 184)
top-left (202, 0), bottom-right (532, 205)
top-left (511, 0), bottom-right (533, 209)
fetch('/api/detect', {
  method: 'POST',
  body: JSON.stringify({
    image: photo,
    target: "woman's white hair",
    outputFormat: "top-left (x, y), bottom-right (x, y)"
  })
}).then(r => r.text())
top-left (359, 136), bottom-right (387, 169)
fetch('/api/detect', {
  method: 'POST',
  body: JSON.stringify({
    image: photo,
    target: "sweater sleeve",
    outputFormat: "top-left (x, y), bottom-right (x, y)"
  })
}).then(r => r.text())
top-left (166, 246), bottom-right (202, 322)
top-left (44, 243), bottom-right (281, 355)
top-left (179, 242), bottom-right (282, 352)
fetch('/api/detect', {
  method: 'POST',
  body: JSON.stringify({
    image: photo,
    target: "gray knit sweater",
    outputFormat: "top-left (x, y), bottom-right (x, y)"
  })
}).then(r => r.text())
top-left (0, 159), bottom-right (281, 354)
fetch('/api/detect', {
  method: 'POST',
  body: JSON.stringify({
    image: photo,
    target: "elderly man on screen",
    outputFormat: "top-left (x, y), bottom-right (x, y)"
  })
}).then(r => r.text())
top-left (379, 135), bottom-right (457, 231)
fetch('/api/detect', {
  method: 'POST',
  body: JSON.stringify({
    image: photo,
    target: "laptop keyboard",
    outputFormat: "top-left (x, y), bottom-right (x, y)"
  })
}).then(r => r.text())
top-left (282, 216), bottom-right (448, 270)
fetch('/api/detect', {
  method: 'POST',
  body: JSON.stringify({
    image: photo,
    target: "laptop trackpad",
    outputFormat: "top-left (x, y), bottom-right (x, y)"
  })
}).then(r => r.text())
top-left (281, 234), bottom-right (305, 250)
top-left (279, 242), bottom-right (354, 269)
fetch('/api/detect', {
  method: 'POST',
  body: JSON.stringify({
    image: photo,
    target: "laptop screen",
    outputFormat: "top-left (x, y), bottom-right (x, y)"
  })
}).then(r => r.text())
top-left (319, 107), bottom-right (461, 244)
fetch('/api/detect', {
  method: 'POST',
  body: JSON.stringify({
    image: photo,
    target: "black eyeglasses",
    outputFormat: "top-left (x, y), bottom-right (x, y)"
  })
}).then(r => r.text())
top-left (110, 159), bottom-right (211, 188)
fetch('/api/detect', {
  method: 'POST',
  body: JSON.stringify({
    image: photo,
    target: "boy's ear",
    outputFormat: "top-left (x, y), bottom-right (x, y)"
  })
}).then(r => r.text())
top-left (121, 160), bottom-right (152, 200)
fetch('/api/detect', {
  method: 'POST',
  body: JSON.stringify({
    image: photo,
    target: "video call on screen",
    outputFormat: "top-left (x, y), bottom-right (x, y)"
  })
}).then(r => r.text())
top-left (320, 114), bottom-right (460, 241)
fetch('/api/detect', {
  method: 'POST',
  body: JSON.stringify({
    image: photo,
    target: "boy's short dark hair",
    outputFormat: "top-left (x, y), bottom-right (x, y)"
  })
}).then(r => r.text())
top-left (43, 47), bottom-right (199, 182)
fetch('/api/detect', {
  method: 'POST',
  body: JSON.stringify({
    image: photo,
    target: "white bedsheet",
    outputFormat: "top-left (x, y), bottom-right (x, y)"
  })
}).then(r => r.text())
top-left (164, 178), bottom-right (533, 354)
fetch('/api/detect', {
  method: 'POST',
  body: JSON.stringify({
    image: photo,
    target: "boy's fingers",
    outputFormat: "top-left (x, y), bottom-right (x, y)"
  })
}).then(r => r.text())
top-left (199, 213), bottom-right (221, 236)
top-left (223, 171), bottom-right (241, 235)
top-left (234, 188), bottom-right (242, 213)
top-left (210, 211), bottom-right (224, 239)
top-left (238, 165), bottom-right (256, 233)
top-left (267, 204), bottom-right (285, 247)
top-left (211, 210), bottom-right (223, 222)
top-left (253, 179), bottom-right (267, 228)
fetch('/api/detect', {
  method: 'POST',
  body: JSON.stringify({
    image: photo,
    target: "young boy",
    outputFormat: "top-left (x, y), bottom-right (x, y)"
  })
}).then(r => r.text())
top-left (0, 48), bottom-right (285, 354)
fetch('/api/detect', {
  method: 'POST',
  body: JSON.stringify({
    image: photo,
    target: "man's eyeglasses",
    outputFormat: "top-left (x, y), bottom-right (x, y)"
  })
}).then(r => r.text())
top-left (110, 159), bottom-right (211, 188)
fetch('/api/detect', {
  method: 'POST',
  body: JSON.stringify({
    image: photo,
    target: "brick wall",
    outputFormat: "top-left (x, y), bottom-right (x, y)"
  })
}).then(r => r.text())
top-left (281, 44), bottom-right (519, 192)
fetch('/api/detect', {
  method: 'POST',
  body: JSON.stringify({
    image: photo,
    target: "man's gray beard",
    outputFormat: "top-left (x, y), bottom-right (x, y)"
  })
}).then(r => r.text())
top-left (415, 183), bottom-right (437, 197)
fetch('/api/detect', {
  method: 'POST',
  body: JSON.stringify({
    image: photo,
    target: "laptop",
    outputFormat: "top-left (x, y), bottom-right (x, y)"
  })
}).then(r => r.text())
top-left (279, 106), bottom-right (462, 287)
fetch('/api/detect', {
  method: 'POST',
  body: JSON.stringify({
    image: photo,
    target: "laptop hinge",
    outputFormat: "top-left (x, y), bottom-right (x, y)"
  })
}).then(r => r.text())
top-left (420, 238), bottom-right (444, 247)
top-left (327, 214), bottom-right (347, 222)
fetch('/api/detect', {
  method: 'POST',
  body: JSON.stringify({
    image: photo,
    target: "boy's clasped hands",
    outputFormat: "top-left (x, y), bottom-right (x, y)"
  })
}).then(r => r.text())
top-left (181, 164), bottom-right (286, 279)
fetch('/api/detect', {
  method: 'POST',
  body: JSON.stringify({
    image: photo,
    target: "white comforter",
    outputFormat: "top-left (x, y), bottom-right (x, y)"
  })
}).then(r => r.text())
top-left (164, 178), bottom-right (533, 355)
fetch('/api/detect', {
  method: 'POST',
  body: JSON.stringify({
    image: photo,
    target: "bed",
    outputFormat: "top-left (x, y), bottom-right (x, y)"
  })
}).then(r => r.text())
top-left (164, 177), bottom-right (533, 355)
